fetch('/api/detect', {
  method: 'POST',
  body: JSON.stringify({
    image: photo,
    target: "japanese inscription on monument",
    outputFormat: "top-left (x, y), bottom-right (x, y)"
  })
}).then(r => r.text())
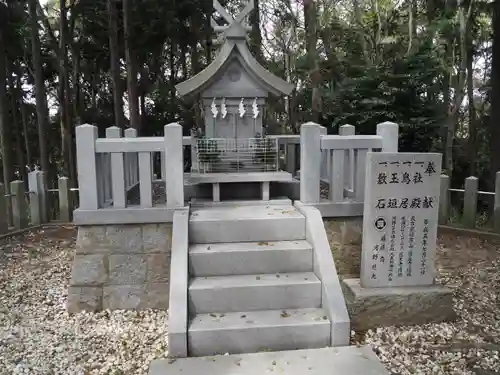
top-left (361, 152), bottom-right (442, 288)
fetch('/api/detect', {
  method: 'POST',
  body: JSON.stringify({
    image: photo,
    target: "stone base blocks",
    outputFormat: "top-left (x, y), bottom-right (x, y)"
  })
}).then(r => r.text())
top-left (67, 223), bottom-right (172, 313)
top-left (342, 278), bottom-right (456, 331)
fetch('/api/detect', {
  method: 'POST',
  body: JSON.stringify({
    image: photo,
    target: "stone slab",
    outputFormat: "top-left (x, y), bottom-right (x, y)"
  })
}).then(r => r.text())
top-left (188, 171), bottom-right (294, 183)
top-left (108, 255), bottom-right (147, 285)
top-left (74, 206), bottom-right (175, 225)
top-left (67, 286), bottom-right (103, 313)
top-left (168, 208), bottom-right (190, 358)
top-left (188, 272), bottom-right (321, 314)
top-left (342, 278), bottom-right (456, 331)
top-left (188, 240), bottom-right (313, 276)
top-left (142, 224), bottom-right (172, 253)
top-left (106, 225), bottom-right (142, 252)
top-left (147, 253), bottom-right (170, 283)
top-left (294, 202), bottom-right (351, 347)
top-left (102, 283), bottom-right (169, 310)
top-left (362, 152), bottom-right (442, 288)
top-left (188, 308), bottom-right (330, 356)
top-left (70, 254), bottom-right (108, 286)
top-left (189, 198), bottom-right (292, 207)
top-left (189, 205), bottom-right (305, 243)
top-left (149, 346), bottom-right (389, 375)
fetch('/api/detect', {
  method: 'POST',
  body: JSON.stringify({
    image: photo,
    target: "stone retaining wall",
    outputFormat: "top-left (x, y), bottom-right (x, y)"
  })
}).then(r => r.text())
top-left (67, 224), bottom-right (172, 313)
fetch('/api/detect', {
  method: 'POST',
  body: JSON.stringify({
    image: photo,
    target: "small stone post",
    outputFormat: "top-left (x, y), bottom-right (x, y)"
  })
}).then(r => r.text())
top-left (377, 121), bottom-right (399, 152)
top-left (0, 183), bottom-right (7, 233)
top-left (494, 172), bottom-right (500, 233)
top-left (319, 126), bottom-right (329, 181)
top-left (58, 177), bottom-right (71, 222)
top-left (11, 180), bottom-right (28, 229)
top-left (439, 174), bottom-right (450, 225)
top-left (161, 152), bottom-right (167, 179)
top-left (300, 122), bottom-right (321, 204)
top-left (107, 127), bottom-right (126, 208)
top-left (285, 143), bottom-right (297, 175)
top-left (165, 123), bottom-right (185, 209)
top-left (28, 171), bottom-right (42, 226)
top-left (125, 128), bottom-right (138, 186)
top-left (76, 125), bottom-right (99, 210)
top-left (463, 176), bottom-right (478, 228)
top-left (36, 171), bottom-right (48, 223)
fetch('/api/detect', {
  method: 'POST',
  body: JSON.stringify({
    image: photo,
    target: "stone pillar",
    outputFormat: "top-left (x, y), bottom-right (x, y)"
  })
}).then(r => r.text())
top-left (463, 176), bottom-right (478, 228)
top-left (439, 174), bottom-right (450, 225)
top-left (76, 125), bottom-right (99, 210)
top-left (494, 172), bottom-right (500, 233)
top-left (28, 171), bottom-right (42, 226)
top-left (165, 123), bottom-right (185, 209)
top-left (58, 177), bottom-right (71, 222)
top-left (376, 122), bottom-right (399, 152)
top-left (300, 122), bottom-right (321, 204)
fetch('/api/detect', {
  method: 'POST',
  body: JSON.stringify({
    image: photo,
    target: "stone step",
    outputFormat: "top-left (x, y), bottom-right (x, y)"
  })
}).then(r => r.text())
top-left (187, 308), bottom-right (330, 356)
top-left (189, 205), bottom-right (305, 243)
top-left (188, 240), bottom-right (313, 276)
top-left (149, 346), bottom-right (390, 375)
top-left (188, 272), bottom-right (321, 314)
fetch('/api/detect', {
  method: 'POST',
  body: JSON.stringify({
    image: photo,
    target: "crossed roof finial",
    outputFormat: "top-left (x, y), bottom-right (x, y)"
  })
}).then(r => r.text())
top-left (211, 0), bottom-right (254, 43)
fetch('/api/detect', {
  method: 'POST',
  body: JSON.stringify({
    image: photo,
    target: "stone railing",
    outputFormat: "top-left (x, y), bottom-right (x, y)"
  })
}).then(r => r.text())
top-left (299, 121), bottom-right (399, 217)
top-left (74, 123), bottom-right (185, 225)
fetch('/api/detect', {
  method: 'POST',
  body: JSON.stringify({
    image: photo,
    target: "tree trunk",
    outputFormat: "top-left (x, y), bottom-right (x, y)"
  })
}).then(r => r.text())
top-left (59, 0), bottom-right (75, 183)
top-left (28, 0), bottom-right (50, 183)
top-left (303, 0), bottom-right (322, 123)
top-left (8, 65), bottom-right (27, 186)
top-left (108, 0), bottom-right (125, 128)
top-left (490, 0), bottom-right (500, 182)
top-left (123, 0), bottom-right (140, 132)
top-left (467, 37), bottom-right (477, 177)
top-left (445, 0), bottom-right (470, 177)
top-left (249, 0), bottom-right (263, 63)
top-left (205, 1), bottom-right (213, 64)
top-left (353, 0), bottom-right (369, 64)
top-left (169, 41), bottom-right (177, 113)
top-left (0, 32), bottom-right (13, 186)
top-left (16, 70), bottom-right (32, 169)
top-left (71, 44), bottom-right (83, 125)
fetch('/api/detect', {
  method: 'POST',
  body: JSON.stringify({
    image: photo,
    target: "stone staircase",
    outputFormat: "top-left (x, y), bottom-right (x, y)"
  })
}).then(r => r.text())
top-left (152, 201), bottom-right (390, 374)
top-left (186, 203), bottom-right (331, 356)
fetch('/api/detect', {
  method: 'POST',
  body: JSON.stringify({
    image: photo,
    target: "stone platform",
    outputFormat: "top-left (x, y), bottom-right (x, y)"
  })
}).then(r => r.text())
top-left (149, 346), bottom-right (389, 375)
top-left (342, 278), bottom-right (456, 331)
top-left (67, 224), bottom-right (172, 313)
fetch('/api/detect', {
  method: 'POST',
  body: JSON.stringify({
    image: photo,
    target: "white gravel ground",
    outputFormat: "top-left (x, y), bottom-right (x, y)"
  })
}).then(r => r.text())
top-left (355, 239), bottom-right (500, 375)
top-left (1, 226), bottom-right (500, 375)
top-left (0, 227), bottom-right (168, 375)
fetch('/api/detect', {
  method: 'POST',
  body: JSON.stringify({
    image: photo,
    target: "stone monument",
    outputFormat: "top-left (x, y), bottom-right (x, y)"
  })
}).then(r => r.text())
top-left (342, 152), bottom-right (455, 330)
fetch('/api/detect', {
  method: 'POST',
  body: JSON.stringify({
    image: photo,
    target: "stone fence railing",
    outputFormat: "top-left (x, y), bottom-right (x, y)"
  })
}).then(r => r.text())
top-left (299, 121), bottom-right (399, 217)
top-left (0, 171), bottom-right (75, 234)
top-left (74, 123), bottom-right (184, 225)
top-left (73, 121), bottom-right (399, 225)
top-left (439, 173), bottom-right (500, 233)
